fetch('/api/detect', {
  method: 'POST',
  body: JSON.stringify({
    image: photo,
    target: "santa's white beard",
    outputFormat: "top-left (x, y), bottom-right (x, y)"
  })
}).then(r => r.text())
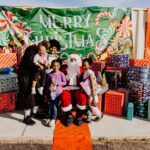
top-left (67, 62), bottom-right (80, 86)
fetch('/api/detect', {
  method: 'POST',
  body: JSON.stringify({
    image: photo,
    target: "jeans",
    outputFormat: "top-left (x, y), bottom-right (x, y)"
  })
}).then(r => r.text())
top-left (48, 98), bottom-right (59, 120)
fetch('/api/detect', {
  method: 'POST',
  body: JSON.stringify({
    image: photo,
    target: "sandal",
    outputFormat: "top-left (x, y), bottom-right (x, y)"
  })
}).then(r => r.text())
top-left (44, 119), bottom-right (51, 126)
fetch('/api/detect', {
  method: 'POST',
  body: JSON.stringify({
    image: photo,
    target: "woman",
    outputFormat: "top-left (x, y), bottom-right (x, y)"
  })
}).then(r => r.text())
top-left (18, 40), bottom-right (50, 125)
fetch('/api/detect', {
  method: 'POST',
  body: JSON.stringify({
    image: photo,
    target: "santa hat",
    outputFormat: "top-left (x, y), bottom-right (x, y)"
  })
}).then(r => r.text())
top-left (67, 53), bottom-right (82, 66)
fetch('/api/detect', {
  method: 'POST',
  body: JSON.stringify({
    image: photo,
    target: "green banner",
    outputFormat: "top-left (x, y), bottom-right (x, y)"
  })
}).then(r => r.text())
top-left (0, 6), bottom-right (133, 60)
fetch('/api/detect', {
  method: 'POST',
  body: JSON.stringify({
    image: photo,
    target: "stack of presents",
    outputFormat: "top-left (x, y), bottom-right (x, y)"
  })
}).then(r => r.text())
top-left (0, 52), bottom-right (19, 112)
top-left (103, 54), bottom-right (150, 120)
top-left (0, 50), bottom-right (150, 121)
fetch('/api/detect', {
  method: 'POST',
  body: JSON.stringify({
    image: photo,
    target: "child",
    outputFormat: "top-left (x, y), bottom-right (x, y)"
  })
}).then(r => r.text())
top-left (31, 44), bottom-right (48, 95)
top-left (82, 58), bottom-right (103, 122)
top-left (45, 59), bottom-right (66, 127)
top-left (46, 39), bottom-right (60, 74)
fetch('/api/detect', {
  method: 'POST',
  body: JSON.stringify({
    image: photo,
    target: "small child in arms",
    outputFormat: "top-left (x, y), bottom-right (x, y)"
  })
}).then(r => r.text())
top-left (32, 44), bottom-right (48, 95)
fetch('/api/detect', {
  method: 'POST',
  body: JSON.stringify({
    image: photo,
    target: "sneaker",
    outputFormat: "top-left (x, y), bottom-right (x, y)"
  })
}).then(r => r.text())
top-left (49, 119), bottom-right (56, 127)
top-left (66, 115), bottom-right (73, 127)
top-left (38, 87), bottom-right (44, 95)
top-left (23, 115), bottom-right (35, 126)
top-left (42, 119), bottom-right (51, 126)
top-left (31, 88), bottom-right (36, 94)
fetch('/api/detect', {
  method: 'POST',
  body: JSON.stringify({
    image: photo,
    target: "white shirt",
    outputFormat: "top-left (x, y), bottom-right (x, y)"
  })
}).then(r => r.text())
top-left (33, 53), bottom-right (48, 66)
top-left (83, 69), bottom-right (96, 81)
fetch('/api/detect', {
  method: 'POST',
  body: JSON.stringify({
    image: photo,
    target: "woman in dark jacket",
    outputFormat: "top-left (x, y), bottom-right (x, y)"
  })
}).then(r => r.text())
top-left (18, 40), bottom-right (50, 125)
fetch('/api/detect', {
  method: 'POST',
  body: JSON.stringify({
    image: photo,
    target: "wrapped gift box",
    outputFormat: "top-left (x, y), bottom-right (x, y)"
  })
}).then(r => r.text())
top-left (104, 90), bottom-right (124, 116)
top-left (106, 66), bottom-right (127, 87)
top-left (134, 101), bottom-right (148, 118)
top-left (127, 80), bottom-right (150, 103)
top-left (0, 92), bottom-right (16, 112)
top-left (127, 102), bottom-right (134, 120)
top-left (110, 54), bottom-right (129, 67)
top-left (129, 59), bottom-right (150, 66)
top-left (91, 61), bottom-right (105, 77)
top-left (105, 70), bottom-right (122, 89)
top-left (126, 66), bottom-right (150, 83)
top-left (142, 83), bottom-right (150, 103)
top-left (0, 53), bottom-right (17, 68)
top-left (0, 73), bottom-right (18, 92)
top-left (117, 88), bottom-right (129, 116)
top-left (127, 80), bottom-right (143, 102)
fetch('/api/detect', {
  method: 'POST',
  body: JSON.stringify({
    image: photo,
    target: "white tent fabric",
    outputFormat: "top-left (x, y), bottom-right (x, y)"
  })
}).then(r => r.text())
top-left (132, 9), bottom-right (147, 59)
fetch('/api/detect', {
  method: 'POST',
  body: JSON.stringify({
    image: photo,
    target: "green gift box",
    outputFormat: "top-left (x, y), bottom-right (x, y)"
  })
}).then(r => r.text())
top-left (127, 102), bottom-right (134, 120)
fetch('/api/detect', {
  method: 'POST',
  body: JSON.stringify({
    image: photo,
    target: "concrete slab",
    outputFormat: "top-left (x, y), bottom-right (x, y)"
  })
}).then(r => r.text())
top-left (0, 111), bottom-right (26, 137)
top-left (0, 111), bottom-right (150, 143)
top-left (89, 114), bottom-right (150, 140)
top-left (23, 118), bottom-right (54, 141)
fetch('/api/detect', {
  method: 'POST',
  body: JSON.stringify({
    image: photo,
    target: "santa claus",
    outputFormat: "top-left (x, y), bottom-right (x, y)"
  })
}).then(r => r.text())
top-left (60, 53), bottom-right (87, 126)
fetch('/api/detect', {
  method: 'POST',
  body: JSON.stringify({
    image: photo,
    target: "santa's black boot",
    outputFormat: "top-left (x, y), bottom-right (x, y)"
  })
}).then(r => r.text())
top-left (65, 111), bottom-right (73, 127)
top-left (76, 109), bottom-right (83, 126)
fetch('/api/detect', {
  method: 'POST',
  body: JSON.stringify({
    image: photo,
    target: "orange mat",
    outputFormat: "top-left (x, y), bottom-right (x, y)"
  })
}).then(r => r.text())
top-left (52, 117), bottom-right (92, 150)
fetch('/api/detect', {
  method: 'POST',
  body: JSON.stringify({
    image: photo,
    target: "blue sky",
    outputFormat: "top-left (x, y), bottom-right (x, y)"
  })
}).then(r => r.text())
top-left (0, 0), bottom-right (150, 8)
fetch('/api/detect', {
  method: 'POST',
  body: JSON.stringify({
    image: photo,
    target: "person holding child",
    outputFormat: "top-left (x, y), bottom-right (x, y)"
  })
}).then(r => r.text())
top-left (18, 40), bottom-right (50, 125)
top-left (45, 59), bottom-right (66, 127)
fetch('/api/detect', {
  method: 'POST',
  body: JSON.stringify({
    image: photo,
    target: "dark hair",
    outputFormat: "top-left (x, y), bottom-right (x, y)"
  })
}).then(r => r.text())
top-left (51, 58), bottom-right (62, 68)
top-left (38, 40), bottom-right (50, 50)
top-left (82, 57), bottom-right (93, 65)
top-left (49, 39), bottom-right (61, 51)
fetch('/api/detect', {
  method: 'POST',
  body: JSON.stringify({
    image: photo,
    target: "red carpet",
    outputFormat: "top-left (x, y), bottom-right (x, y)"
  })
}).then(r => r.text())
top-left (52, 117), bottom-right (92, 150)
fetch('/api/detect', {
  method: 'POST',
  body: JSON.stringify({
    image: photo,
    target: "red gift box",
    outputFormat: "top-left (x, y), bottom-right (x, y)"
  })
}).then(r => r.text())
top-left (0, 92), bottom-right (16, 112)
top-left (0, 53), bottom-right (17, 68)
top-left (104, 90), bottom-right (124, 116)
top-left (91, 61), bottom-right (105, 77)
top-left (129, 59), bottom-right (150, 66)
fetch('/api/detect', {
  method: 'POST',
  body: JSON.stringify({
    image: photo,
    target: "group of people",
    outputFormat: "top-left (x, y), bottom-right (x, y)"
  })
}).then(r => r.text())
top-left (18, 39), bottom-right (103, 127)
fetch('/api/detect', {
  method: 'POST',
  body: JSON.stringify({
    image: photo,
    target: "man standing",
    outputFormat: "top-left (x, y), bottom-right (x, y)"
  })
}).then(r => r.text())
top-left (60, 53), bottom-right (87, 126)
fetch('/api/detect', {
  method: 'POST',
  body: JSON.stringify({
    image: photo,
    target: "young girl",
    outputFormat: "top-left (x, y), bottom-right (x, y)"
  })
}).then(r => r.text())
top-left (45, 59), bottom-right (66, 127)
top-left (32, 44), bottom-right (48, 95)
top-left (82, 58), bottom-right (103, 122)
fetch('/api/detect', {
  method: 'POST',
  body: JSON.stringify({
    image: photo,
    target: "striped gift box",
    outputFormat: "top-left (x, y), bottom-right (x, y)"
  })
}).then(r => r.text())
top-left (130, 59), bottom-right (150, 66)
top-left (0, 53), bottom-right (17, 68)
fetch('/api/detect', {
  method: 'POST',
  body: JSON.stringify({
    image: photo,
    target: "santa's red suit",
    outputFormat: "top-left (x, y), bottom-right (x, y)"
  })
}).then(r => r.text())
top-left (60, 54), bottom-right (87, 126)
